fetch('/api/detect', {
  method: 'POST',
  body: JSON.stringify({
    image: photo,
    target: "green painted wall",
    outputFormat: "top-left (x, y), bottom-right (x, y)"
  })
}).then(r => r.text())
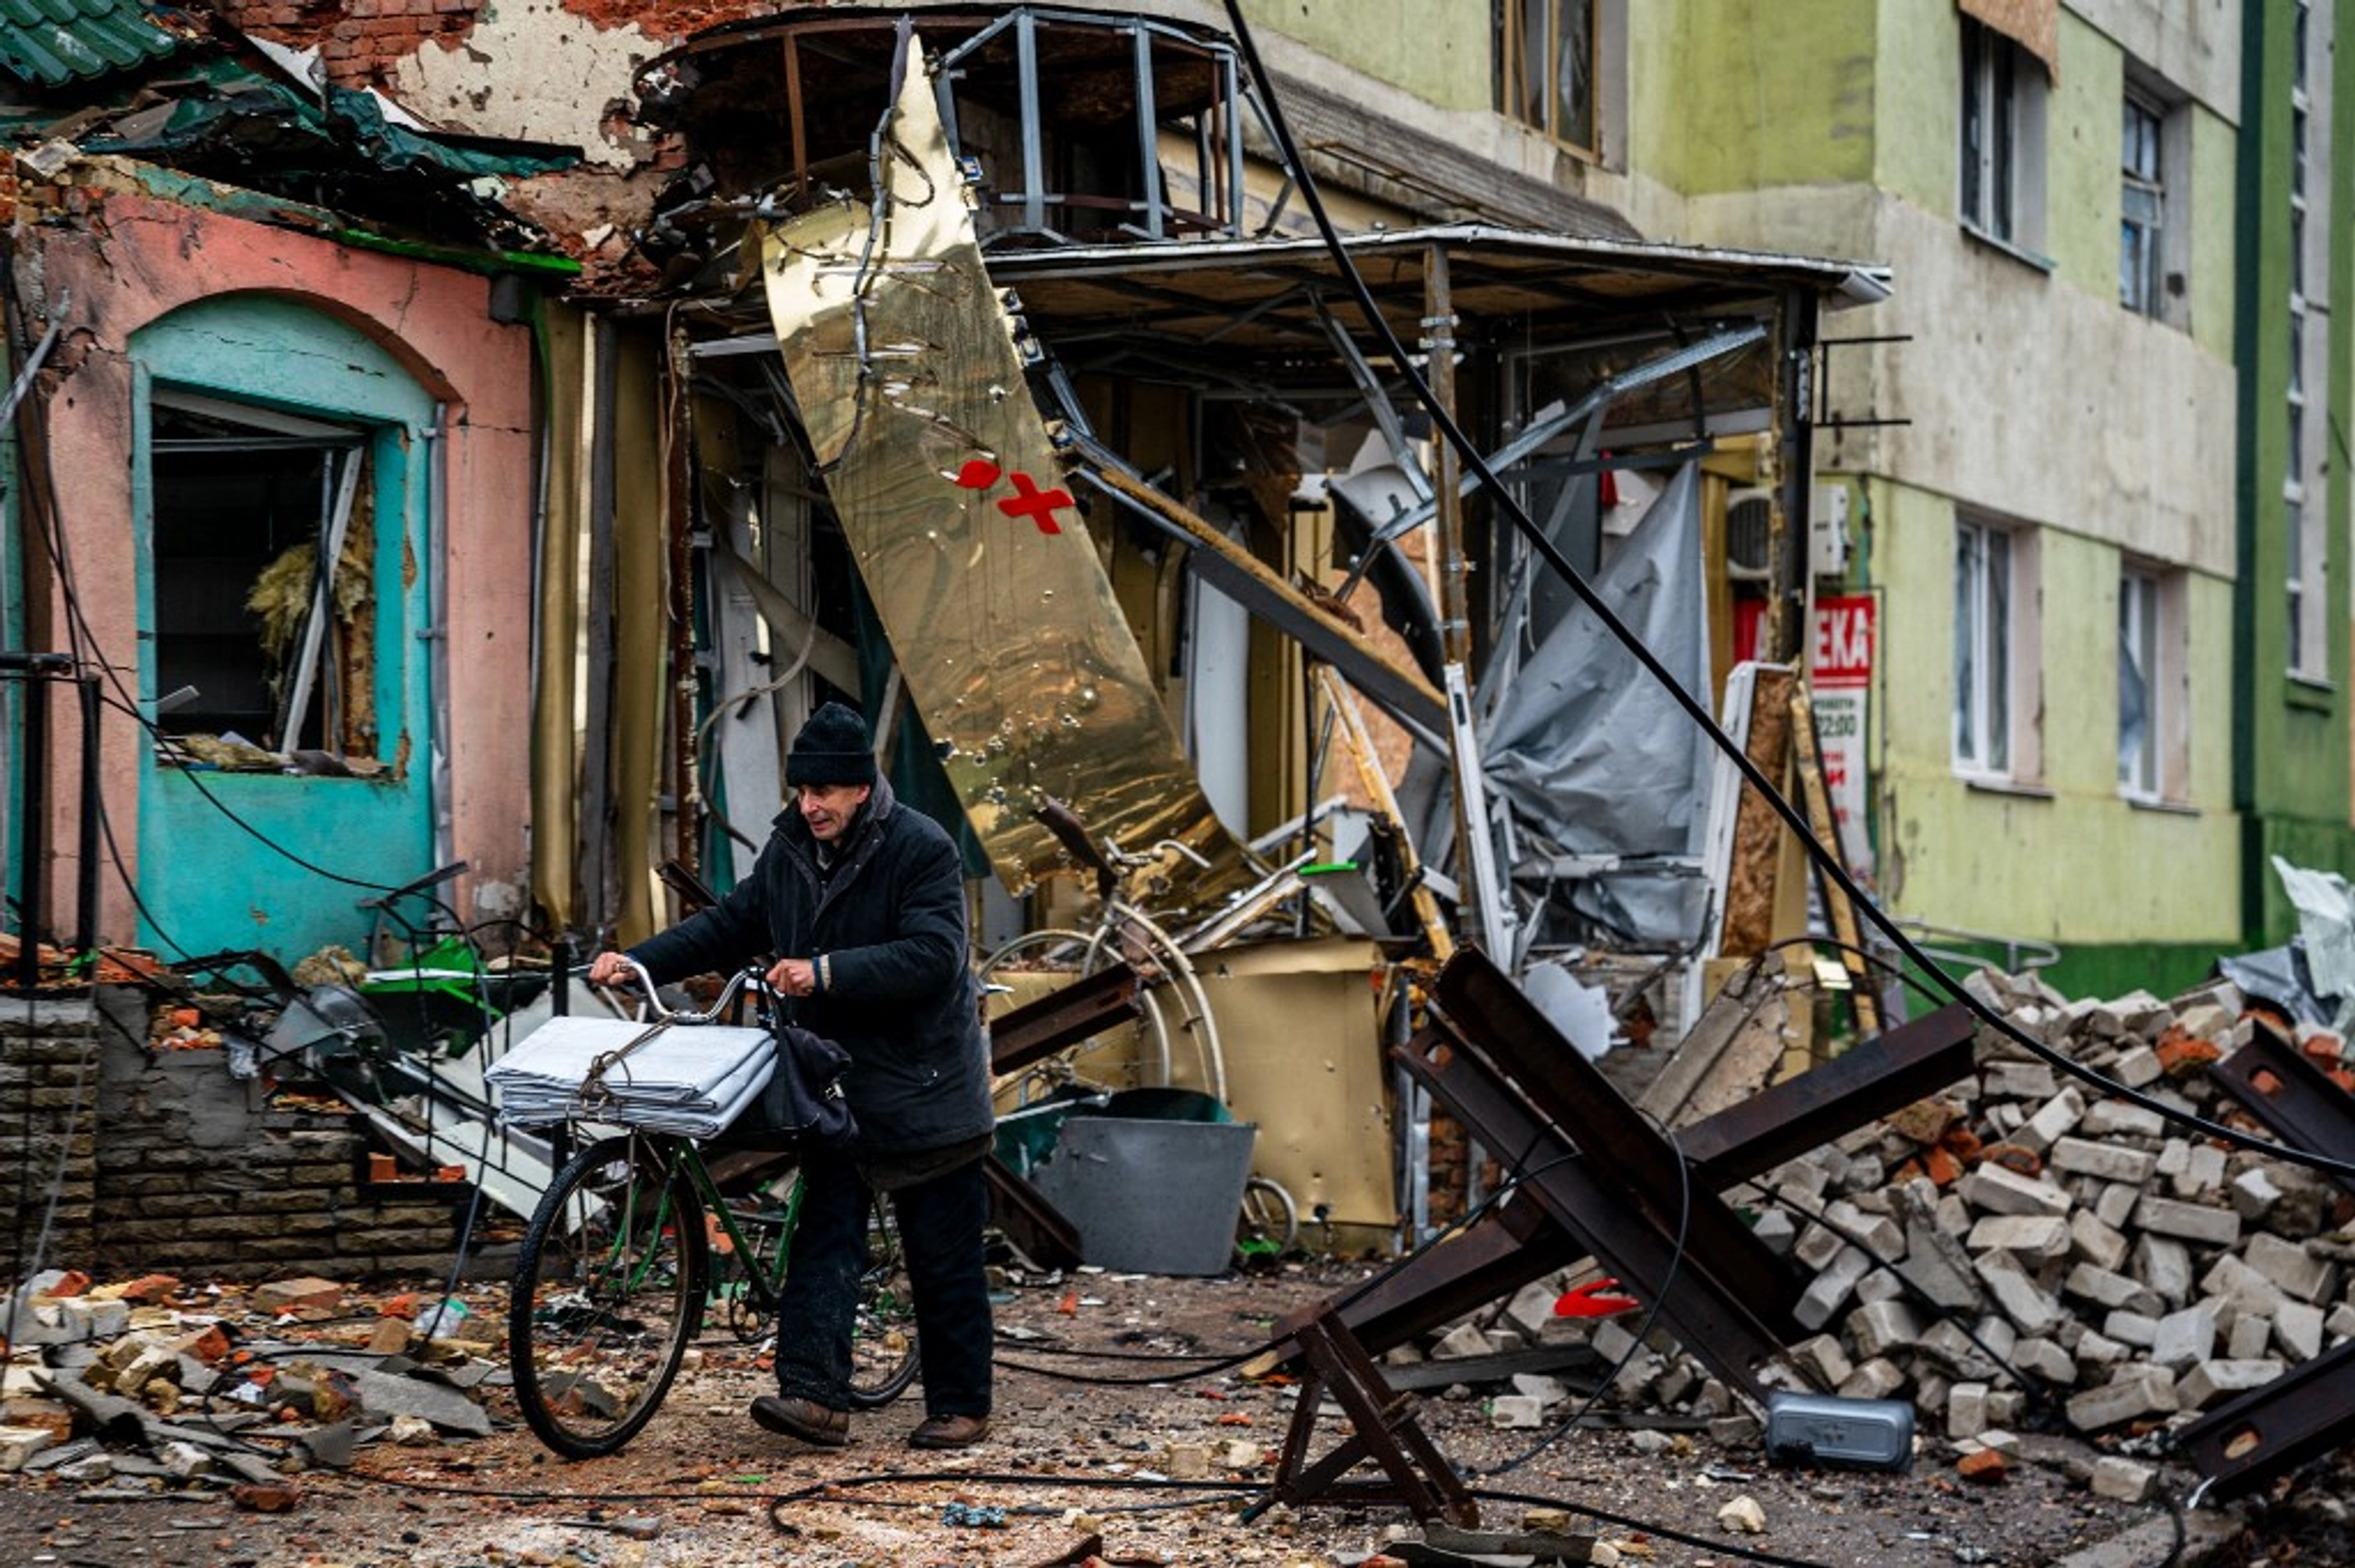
top-left (2186, 102), bottom-right (2239, 360)
top-left (2032, 22), bottom-right (2234, 360)
top-left (2043, 16), bottom-right (2118, 294)
top-left (1908, 938), bottom-right (2224, 1007)
top-left (1234, 0), bottom-right (1489, 112)
top-left (1867, 0), bottom-right (1960, 216)
top-left (2234, 0), bottom-right (2355, 945)
top-left (1637, 0), bottom-right (1878, 194)
top-left (1869, 475), bottom-right (2239, 956)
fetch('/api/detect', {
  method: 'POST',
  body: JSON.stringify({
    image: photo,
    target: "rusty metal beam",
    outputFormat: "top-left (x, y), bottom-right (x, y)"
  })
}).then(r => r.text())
top-left (1250, 1304), bottom-right (1479, 1528)
top-left (1254, 972), bottom-right (1976, 1523)
top-left (987, 963), bottom-right (1143, 1076)
top-left (1262, 999), bottom-right (1975, 1368)
top-left (1678, 1002), bottom-right (1975, 1182)
top-left (2211, 1016), bottom-right (2355, 1201)
top-left (985, 1155), bottom-right (1083, 1270)
top-left (1400, 1018), bottom-right (1795, 1402)
top-left (2178, 1337), bottom-right (2355, 1501)
top-left (1276, 1198), bottom-right (1581, 1364)
top-left (1435, 951), bottom-right (1802, 1341)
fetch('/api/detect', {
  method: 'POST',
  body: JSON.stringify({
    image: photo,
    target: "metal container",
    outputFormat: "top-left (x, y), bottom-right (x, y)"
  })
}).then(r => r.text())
top-left (1027, 1115), bottom-right (1258, 1276)
top-left (1764, 1390), bottom-right (1915, 1472)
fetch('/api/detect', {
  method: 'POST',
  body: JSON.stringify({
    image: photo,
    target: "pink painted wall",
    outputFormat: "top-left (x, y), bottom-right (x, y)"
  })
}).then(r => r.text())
top-left (29, 185), bottom-right (539, 946)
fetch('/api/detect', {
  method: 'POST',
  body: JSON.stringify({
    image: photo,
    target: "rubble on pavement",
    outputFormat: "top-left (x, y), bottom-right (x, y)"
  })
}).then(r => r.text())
top-left (1394, 965), bottom-right (2355, 1494)
top-left (10, 960), bottom-right (2353, 1556)
top-left (0, 1269), bottom-right (520, 1499)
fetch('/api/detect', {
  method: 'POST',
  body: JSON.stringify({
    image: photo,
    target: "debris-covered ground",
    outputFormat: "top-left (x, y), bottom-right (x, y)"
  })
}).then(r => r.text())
top-left (0, 1256), bottom-right (2288, 1568)
top-left (14, 960), bottom-right (2355, 1564)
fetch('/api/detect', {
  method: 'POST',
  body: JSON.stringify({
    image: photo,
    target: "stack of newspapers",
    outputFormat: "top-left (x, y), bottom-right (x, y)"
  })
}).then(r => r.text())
top-left (486, 1015), bottom-right (775, 1137)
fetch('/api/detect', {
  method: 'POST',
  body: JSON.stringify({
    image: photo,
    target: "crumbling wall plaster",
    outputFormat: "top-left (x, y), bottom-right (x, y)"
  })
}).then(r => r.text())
top-left (391, 2), bottom-right (670, 169)
top-left (22, 177), bottom-right (538, 952)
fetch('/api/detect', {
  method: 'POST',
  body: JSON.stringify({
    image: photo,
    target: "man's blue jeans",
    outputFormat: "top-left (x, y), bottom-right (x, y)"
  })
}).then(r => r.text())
top-left (774, 1150), bottom-right (994, 1419)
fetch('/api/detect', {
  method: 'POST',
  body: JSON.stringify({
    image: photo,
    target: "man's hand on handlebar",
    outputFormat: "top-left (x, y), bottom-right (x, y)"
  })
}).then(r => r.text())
top-left (767, 956), bottom-right (818, 999)
top-left (585, 951), bottom-right (639, 990)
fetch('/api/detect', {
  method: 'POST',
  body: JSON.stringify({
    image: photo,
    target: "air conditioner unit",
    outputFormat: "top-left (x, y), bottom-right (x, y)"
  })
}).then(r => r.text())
top-left (1726, 487), bottom-right (1774, 581)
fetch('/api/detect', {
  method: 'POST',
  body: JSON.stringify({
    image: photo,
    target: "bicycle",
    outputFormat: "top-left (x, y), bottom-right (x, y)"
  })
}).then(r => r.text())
top-left (503, 963), bottom-right (918, 1459)
top-left (980, 798), bottom-right (1228, 1101)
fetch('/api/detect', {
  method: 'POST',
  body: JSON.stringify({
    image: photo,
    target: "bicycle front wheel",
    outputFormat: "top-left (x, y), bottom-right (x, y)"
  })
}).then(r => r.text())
top-left (509, 1133), bottom-right (706, 1458)
top-left (845, 1190), bottom-right (919, 1408)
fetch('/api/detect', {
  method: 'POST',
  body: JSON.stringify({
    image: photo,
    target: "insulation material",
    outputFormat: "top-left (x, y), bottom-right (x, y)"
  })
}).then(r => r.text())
top-left (756, 37), bottom-right (1247, 901)
top-left (244, 507), bottom-right (377, 758)
top-left (1957, 0), bottom-right (2059, 77)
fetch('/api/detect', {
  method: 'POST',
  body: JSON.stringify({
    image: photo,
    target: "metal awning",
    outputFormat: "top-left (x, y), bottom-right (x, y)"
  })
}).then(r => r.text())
top-left (983, 223), bottom-right (1890, 355)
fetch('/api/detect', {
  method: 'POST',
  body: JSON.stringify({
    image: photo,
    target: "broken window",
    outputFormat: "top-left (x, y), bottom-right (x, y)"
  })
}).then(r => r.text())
top-left (2117, 561), bottom-right (2188, 805)
top-left (1959, 17), bottom-right (2046, 254)
top-left (149, 390), bottom-right (379, 761)
top-left (2120, 90), bottom-right (2165, 315)
top-left (1498, 0), bottom-right (1596, 155)
top-left (2117, 566), bottom-right (2157, 797)
top-left (1953, 515), bottom-right (2014, 778)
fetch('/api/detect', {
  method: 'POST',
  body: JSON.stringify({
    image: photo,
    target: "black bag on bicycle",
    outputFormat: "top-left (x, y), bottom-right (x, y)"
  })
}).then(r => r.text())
top-left (761, 1023), bottom-right (857, 1150)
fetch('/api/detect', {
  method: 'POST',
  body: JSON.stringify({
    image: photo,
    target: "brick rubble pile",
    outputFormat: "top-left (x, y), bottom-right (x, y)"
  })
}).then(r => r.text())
top-left (1419, 967), bottom-right (2353, 1497)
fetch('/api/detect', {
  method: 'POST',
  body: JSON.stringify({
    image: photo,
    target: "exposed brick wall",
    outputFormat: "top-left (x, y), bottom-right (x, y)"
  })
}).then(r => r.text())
top-left (0, 998), bottom-right (103, 1273)
top-left (214, 0), bottom-right (483, 90)
top-left (210, 0), bottom-right (774, 91)
top-left (4, 990), bottom-right (466, 1283)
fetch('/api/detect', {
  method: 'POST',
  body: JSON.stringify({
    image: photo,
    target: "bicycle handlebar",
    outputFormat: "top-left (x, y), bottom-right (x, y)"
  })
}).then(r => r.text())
top-left (583, 957), bottom-right (768, 1024)
top-left (1037, 799), bottom-right (1213, 896)
top-left (1037, 797), bottom-right (1117, 899)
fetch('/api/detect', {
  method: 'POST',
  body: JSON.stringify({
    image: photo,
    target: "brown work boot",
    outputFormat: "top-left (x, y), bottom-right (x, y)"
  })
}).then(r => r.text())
top-left (751, 1394), bottom-right (849, 1448)
top-left (908, 1413), bottom-right (990, 1449)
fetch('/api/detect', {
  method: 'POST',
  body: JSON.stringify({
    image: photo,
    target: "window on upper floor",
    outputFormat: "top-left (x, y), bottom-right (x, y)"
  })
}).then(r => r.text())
top-left (1956, 513), bottom-right (2040, 783)
top-left (1499, 0), bottom-right (1598, 155)
top-left (2120, 91), bottom-right (2165, 315)
top-left (2118, 562), bottom-right (2187, 802)
top-left (1959, 17), bottom-right (2048, 258)
top-left (2120, 67), bottom-right (2193, 329)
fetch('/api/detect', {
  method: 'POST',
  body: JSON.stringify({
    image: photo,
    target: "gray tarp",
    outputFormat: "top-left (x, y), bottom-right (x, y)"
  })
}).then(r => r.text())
top-left (1480, 462), bottom-right (1711, 945)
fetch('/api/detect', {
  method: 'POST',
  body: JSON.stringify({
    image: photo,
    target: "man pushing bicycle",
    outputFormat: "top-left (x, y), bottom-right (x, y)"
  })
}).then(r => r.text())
top-left (588, 700), bottom-right (996, 1450)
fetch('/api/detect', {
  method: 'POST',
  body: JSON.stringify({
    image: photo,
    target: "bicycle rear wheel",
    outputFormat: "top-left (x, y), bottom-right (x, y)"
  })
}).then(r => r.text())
top-left (1235, 1173), bottom-right (1299, 1261)
top-left (509, 1133), bottom-right (706, 1458)
top-left (845, 1190), bottom-right (919, 1408)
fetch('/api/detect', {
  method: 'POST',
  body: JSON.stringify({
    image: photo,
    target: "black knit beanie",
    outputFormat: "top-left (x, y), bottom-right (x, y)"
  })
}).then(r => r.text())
top-left (787, 701), bottom-right (878, 787)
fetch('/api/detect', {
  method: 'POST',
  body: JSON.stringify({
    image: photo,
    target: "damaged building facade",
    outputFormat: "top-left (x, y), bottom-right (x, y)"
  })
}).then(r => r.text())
top-left (4, 0), bottom-right (2350, 1272)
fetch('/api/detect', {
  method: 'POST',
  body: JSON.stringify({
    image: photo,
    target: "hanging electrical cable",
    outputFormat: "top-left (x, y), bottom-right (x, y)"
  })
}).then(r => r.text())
top-left (1212, 0), bottom-right (2355, 1185)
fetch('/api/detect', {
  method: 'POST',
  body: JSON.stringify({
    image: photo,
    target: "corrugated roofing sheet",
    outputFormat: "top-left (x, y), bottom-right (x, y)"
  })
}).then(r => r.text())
top-left (0, 0), bottom-right (181, 87)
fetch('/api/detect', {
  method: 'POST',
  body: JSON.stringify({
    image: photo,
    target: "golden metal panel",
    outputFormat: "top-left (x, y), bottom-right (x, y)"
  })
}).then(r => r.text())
top-left (758, 42), bottom-right (1247, 902)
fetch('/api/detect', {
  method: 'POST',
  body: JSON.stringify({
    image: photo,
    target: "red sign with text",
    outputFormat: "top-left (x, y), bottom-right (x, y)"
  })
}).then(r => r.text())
top-left (1811, 595), bottom-right (1875, 687)
top-left (1729, 594), bottom-right (1876, 684)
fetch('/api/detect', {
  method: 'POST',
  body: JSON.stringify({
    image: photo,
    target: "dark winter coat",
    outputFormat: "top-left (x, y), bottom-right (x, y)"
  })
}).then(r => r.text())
top-left (626, 776), bottom-right (993, 1155)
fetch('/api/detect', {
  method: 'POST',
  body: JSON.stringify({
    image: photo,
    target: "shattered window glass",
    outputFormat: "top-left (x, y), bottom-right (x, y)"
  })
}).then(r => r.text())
top-left (2118, 567), bottom-right (2156, 795)
top-left (149, 391), bottom-right (377, 765)
top-left (1499, 0), bottom-right (1598, 155)
top-left (1959, 18), bottom-right (2020, 243)
top-left (1954, 517), bottom-right (2012, 776)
